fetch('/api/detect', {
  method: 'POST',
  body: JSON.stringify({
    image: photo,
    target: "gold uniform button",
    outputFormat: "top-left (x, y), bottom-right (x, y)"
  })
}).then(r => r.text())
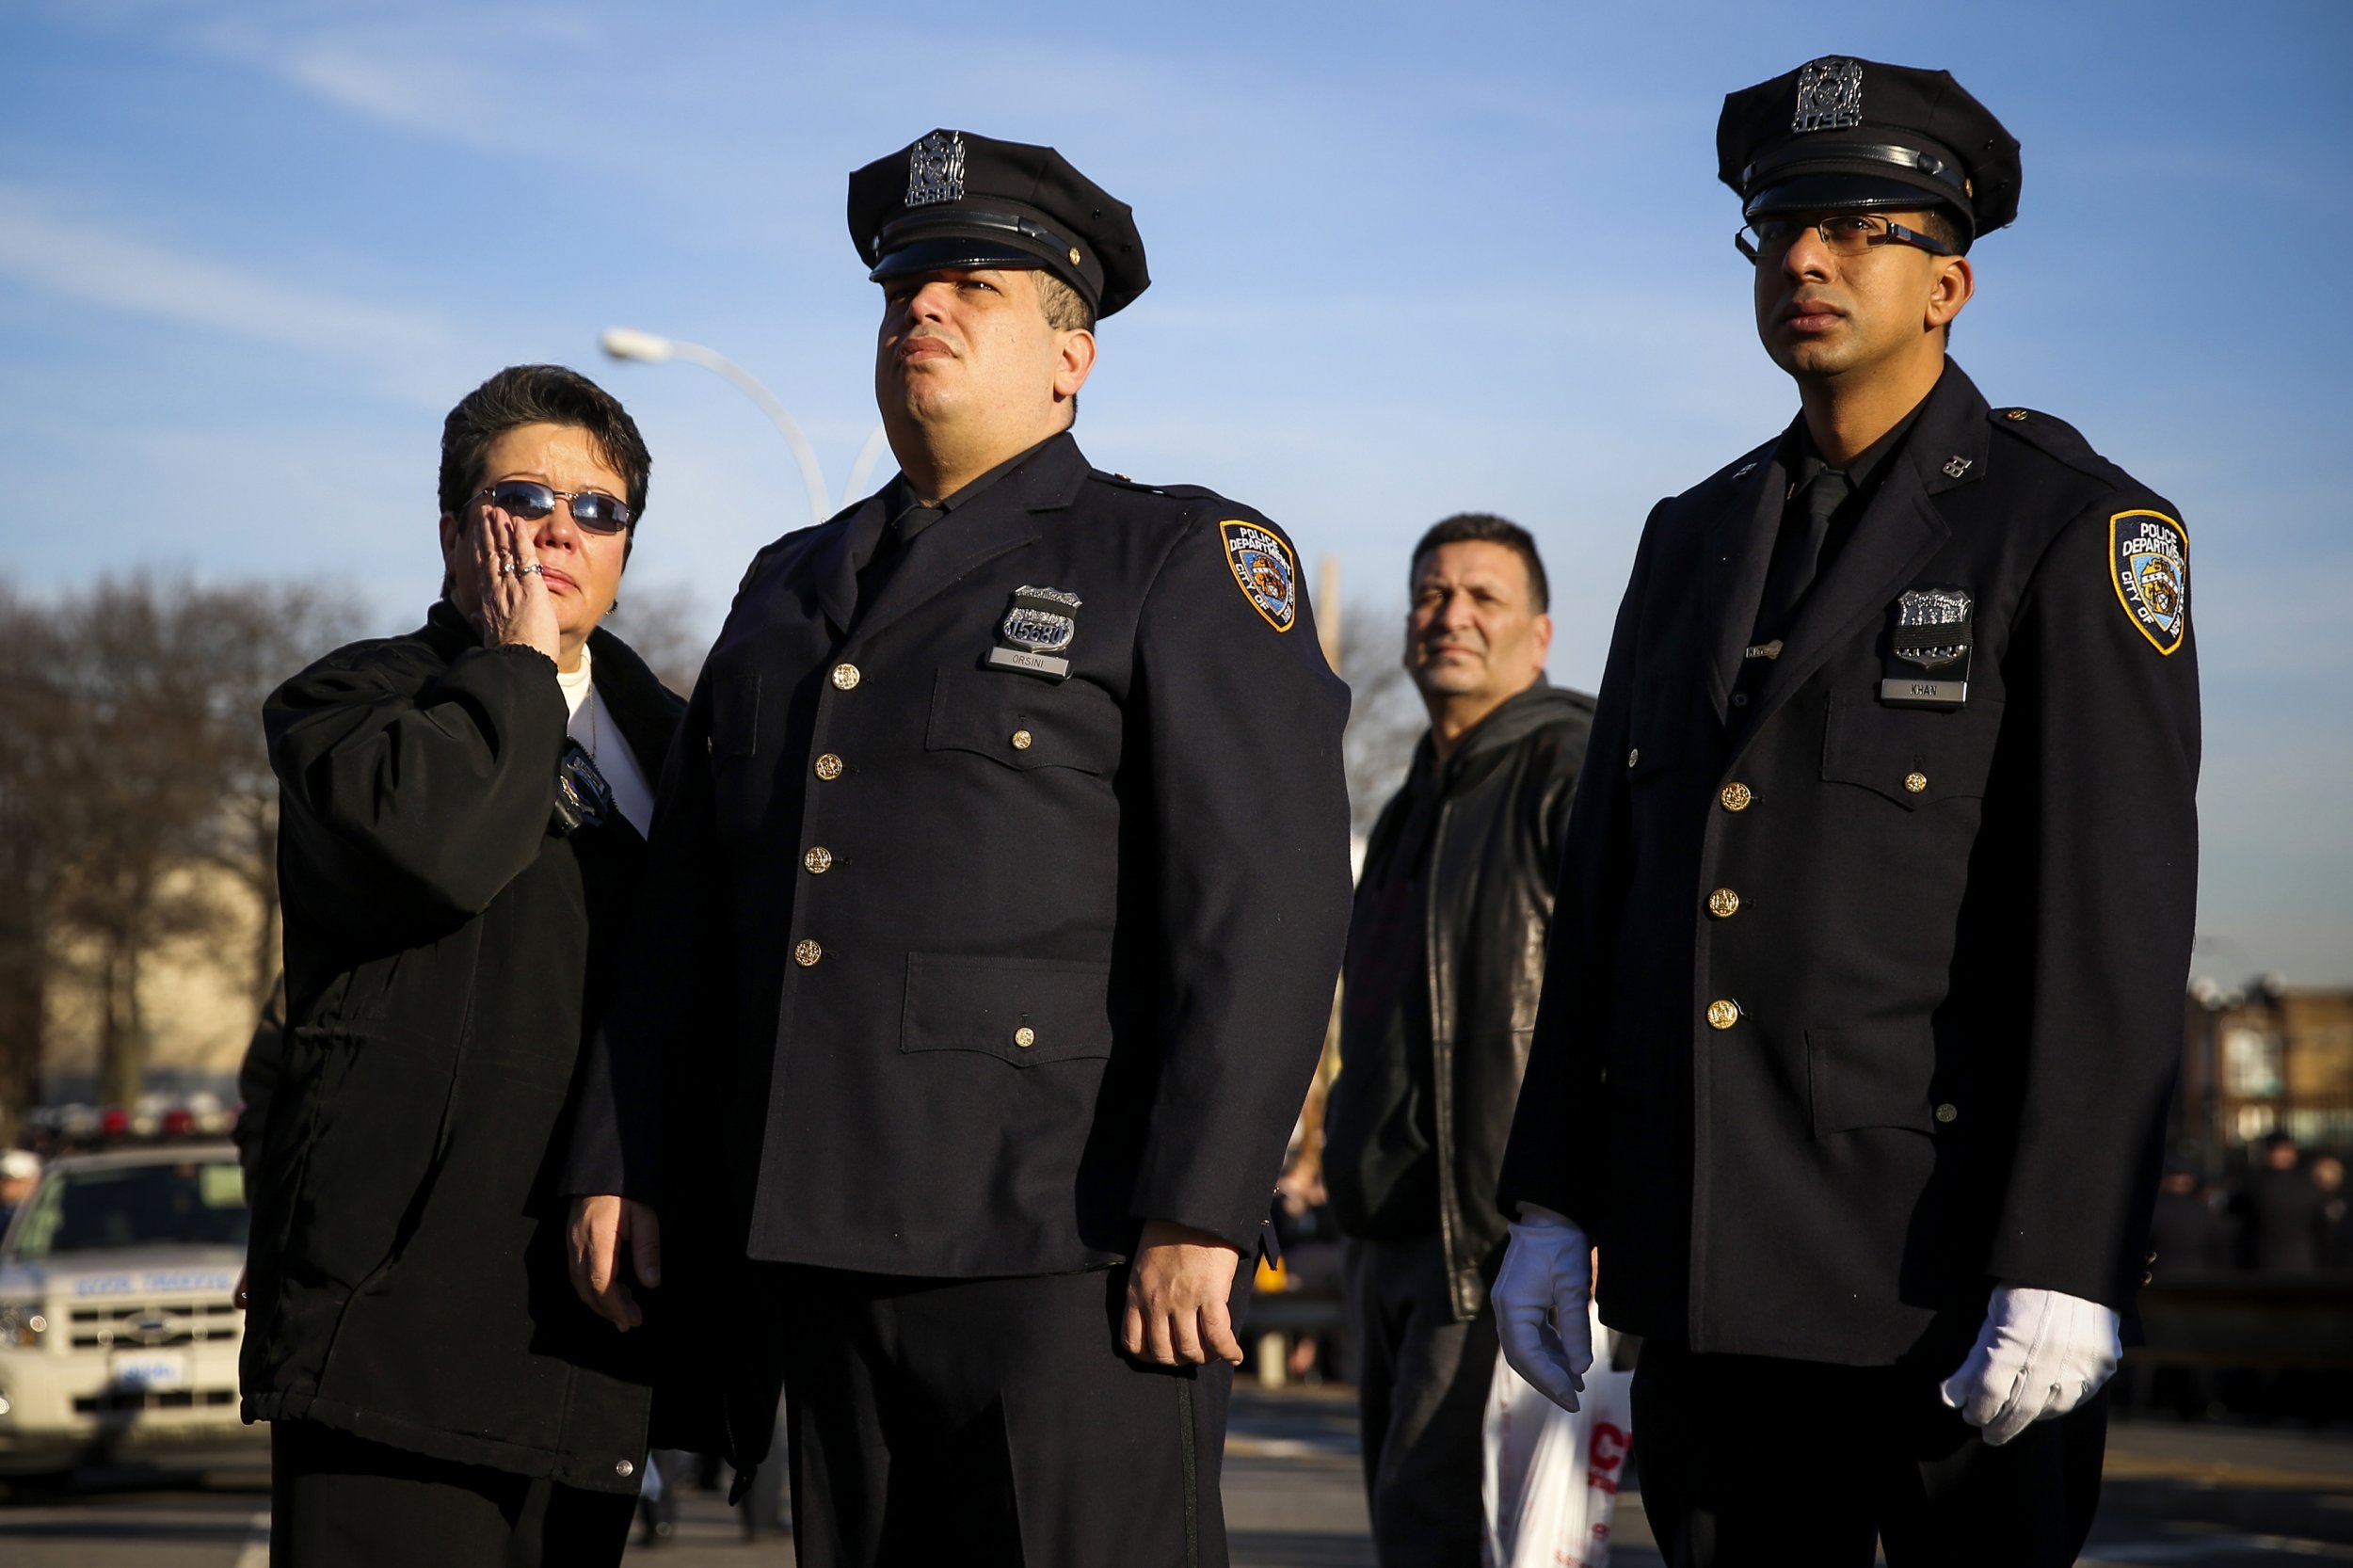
top-left (831, 663), bottom-right (861, 691)
top-left (1011, 728), bottom-right (1034, 751)
top-left (1904, 772), bottom-right (1929, 794)
top-left (1705, 1000), bottom-right (1740, 1031)
top-left (1720, 782), bottom-right (1753, 812)
top-left (2146, 1250), bottom-right (2159, 1265)
top-left (804, 847), bottom-right (834, 874)
top-left (2006, 408), bottom-right (2029, 422)
top-left (1707, 888), bottom-right (1740, 919)
top-left (1014, 1027), bottom-right (1036, 1048)
top-left (2141, 1270), bottom-right (2154, 1286)
top-left (814, 753), bottom-right (844, 781)
top-left (1935, 1102), bottom-right (1959, 1124)
top-left (793, 939), bottom-right (823, 968)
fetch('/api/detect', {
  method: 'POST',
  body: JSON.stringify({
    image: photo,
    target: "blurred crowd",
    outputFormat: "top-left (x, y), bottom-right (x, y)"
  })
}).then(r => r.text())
top-left (2151, 1132), bottom-right (2353, 1277)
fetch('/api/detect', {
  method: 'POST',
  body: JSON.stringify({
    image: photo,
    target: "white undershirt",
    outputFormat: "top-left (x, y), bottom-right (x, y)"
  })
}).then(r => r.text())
top-left (556, 646), bottom-right (656, 836)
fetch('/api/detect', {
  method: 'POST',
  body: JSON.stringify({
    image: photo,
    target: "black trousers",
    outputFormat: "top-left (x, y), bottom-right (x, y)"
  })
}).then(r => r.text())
top-left (781, 1265), bottom-right (1236, 1568)
top-left (269, 1421), bottom-right (635, 1568)
top-left (1631, 1340), bottom-right (2109, 1568)
top-left (1343, 1234), bottom-right (1495, 1568)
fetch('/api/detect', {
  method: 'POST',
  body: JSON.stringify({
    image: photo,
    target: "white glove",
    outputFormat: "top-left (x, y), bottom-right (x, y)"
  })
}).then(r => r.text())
top-left (1939, 1285), bottom-right (2121, 1446)
top-left (1491, 1204), bottom-right (1593, 1412)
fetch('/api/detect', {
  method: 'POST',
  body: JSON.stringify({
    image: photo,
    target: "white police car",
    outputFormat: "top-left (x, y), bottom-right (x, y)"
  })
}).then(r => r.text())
top-left (0, 1141), bottom-right (257, 1477)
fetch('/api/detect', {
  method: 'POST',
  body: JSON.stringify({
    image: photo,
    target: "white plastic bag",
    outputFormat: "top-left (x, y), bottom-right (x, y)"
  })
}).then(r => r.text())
top-left (1481, 1300), bottom-right (1633, 1568)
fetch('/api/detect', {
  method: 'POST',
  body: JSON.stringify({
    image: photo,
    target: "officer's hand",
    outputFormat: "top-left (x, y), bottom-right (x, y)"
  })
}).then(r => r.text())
top-left (1491, 1204), bottom-right (1594, 1412)
top-left (471, 505), bottom-right (563, 667)
top-left (567, 1193), bottom-right (662, 1332)
top-left (1940, 1285), bottom-right (2120, 1446)
top-left (1122, 1219), bottom-right (1244, 1367)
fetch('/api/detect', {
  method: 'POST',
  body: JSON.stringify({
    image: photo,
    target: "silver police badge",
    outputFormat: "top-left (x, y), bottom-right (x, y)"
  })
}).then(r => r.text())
top-left (906, 130), bottom-right (967, 207)
top-left (1881, 586), bottom-right (1974, 708)
top-left (1895, 588), bottom-right (1972, 668)
top-left (1792, 57), bottom-right (1865, 133)
top-left (987, 585), bottom-right (1081, 680)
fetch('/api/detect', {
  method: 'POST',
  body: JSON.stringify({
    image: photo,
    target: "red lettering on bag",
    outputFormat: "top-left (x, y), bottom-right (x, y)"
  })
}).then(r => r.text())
top-left (1589, 1421), bottom-right (1629, 1473)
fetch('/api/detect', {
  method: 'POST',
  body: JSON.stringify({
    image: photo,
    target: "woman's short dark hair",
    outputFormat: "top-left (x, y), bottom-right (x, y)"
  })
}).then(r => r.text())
top-left (437, 365), bottom-right (652, 522)
top-left (1409, 513), bottom-right (1550, 613)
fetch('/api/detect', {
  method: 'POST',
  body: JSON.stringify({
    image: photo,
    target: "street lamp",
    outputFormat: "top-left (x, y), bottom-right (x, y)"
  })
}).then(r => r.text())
top-left (600, 328), bottom-right (887, 528)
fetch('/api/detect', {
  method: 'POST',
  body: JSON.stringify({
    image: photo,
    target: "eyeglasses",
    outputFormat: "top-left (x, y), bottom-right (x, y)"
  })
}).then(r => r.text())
top-left (1735, 213), bottom-right (1957, 264)
top-left (473, 480), bottom-right (635, 535)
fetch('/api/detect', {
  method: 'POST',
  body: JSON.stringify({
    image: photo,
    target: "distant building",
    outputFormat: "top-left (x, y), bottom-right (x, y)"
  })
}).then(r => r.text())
top-left (2182, 982), bottom-right (2353, 1169)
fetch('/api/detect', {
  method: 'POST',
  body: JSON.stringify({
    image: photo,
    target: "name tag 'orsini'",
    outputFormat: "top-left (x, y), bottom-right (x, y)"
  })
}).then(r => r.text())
top-left (986, 586), bottom-right (1082, 680)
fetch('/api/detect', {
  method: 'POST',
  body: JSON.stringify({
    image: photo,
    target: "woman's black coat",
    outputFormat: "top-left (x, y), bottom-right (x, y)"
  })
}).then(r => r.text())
top-left (240, 600), bottom-right (683, 1495)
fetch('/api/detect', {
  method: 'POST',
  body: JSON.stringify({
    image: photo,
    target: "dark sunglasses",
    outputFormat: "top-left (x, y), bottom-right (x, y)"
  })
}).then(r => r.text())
top-left (474, 480), bottom-right (635, 535)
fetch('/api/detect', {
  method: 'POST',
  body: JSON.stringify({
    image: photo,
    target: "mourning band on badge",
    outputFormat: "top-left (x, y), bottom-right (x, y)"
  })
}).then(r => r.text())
top-left (985, 585), bottom-right (1081, 680)
top-left (2109, 509), bottom-right (2189, 656)
top-left (1881, 587), bottom-right (1973, 709)
top-left (551, 740), bottom-right (614, 835)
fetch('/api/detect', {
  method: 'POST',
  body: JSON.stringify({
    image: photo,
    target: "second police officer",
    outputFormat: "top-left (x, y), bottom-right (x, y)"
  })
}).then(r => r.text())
top-left (564, 131), bottom-right (1354, 1568)
top-left (1494, 57), bottom-right (2201, 1565)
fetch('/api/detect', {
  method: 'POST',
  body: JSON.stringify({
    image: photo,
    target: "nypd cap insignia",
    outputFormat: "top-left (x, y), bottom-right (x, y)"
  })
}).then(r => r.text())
top-left (1718, 56), bottom-right (2023, 240)
top-left (1220, 520), bottom-right (1297, 632)
top-left (847, 129), bottom-right (1151, 318)
top-left (2110, 510), bottom-right (2189, 655)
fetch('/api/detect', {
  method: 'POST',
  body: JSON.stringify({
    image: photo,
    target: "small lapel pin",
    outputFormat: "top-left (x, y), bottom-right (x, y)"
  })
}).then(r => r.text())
top-left (1943, 456), bottom-right (1973, 479)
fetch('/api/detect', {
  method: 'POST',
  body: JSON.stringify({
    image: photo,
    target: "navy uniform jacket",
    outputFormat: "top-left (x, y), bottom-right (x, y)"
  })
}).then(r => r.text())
top-left (568, 432), bottom-right (1353, 1281)
top-left (1498, 362), bottom-right (2201, 1367)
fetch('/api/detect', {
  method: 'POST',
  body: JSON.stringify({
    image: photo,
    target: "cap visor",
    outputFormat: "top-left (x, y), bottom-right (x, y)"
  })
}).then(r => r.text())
top-left (869, 236), bottom-right (1048, 282)
top-left (1745, 172), bottom-right (1954, 218)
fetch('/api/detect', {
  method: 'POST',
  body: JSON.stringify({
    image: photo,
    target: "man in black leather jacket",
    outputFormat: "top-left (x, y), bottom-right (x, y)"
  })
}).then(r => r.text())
top-left (1323, 514), bottom-right (1593, 1566)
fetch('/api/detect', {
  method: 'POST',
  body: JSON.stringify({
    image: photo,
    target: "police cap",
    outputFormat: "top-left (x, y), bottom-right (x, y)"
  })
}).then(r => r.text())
top-left (1717, 56), bottom-right (2022, 242)
top-left (847, 130), bottom-right (1149, 319)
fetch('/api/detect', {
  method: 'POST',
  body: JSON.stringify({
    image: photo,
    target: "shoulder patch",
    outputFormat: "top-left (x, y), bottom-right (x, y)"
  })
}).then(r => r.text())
top-left (1220, 519), bottom-right (1298, 632)
top-left (2109, 509), bottom-right (2189, 654)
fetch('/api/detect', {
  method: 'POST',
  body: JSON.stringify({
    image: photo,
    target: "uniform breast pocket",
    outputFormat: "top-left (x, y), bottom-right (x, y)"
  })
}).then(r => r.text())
top-left (711, 674), bottom-right (760, 760)
top-left (1819, 692), bottom-right (2006, 808)
top-left (901, 953), bottom-right (1115, 1067)
top-left (925, 665), bottom-right (1121, 776)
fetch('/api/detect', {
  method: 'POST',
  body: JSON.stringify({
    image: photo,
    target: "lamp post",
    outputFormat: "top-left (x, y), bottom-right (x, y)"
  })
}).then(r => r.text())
top-left (600, 328), bottom-right (886, 527)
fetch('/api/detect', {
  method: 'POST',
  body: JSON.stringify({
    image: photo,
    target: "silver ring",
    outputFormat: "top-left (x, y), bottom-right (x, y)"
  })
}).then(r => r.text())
top-left (497, 561), bottom-right (516, 576)
top-left (517, 563), bottom-right (545, 577)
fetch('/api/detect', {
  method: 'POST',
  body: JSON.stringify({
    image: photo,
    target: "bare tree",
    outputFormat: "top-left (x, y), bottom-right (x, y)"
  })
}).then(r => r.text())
top-left (609, 578), bottom-right (712, 696)
top-left (182, 584), bottom-right (358, 1008)
top-left (1338, 600), bottom-right (1425, 836)
top-left (0, 588), bottom-right (74, 1142)
top-left (0, 575), bottom-right (358, 1116)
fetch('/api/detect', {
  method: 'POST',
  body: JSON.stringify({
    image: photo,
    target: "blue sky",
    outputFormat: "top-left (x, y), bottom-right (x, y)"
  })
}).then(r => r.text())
top-left (4, 1), bottom-right (2348, 982)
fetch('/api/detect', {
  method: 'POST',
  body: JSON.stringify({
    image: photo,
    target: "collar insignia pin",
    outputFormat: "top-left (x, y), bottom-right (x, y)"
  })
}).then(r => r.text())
top-left (1944, 456), bottom-right (1973, 479)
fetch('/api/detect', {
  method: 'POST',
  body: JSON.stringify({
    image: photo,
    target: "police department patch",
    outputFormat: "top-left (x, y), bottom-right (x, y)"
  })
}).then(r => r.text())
top-left (1220, 520), bottom-right (1297, 632)
top-left (2109, 509), bottom-right (2189, 655)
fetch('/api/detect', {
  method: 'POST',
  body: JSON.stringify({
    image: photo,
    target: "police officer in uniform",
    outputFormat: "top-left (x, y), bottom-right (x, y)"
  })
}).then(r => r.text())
top-left (564, 131), bottom-right (1353, 1568)
top-left (1492, 59), bottom-right (2200, 1565)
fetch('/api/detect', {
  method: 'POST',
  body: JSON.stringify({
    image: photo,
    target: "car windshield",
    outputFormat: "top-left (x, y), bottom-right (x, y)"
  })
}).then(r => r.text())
top-left (6, 1159), bottom-right (248, 1260)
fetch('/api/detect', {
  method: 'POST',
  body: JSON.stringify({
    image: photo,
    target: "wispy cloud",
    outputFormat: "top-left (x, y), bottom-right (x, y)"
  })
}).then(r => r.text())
top-left (0, 185), bottom-right (469, 403)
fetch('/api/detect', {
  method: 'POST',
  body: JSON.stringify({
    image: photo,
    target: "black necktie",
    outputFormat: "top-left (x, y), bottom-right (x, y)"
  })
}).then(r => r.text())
top-left (856, 499), bottom-right (944, 606)
top-left (1752, 466), bottom-right (1851, 645)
